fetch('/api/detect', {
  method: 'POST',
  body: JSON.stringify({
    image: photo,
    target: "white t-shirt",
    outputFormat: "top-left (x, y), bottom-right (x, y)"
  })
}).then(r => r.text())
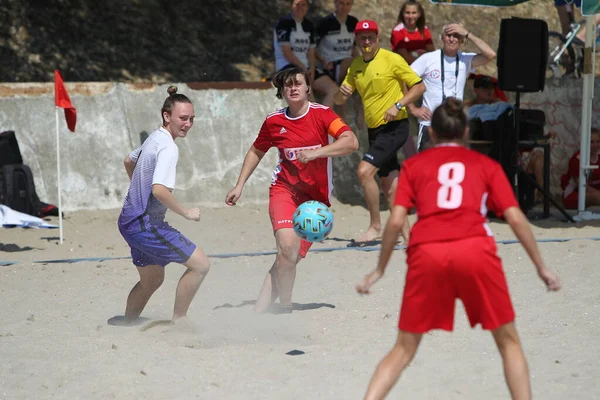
top-left (411, 49), bottom-right (476, 126)
top-left (119, 127), bottom-right (179, 227)
top-left (273, 15), bottom-right (316, 71)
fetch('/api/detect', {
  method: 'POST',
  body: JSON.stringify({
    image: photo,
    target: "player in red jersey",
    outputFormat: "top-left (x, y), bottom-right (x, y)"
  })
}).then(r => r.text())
top-left (356, 98), bottom-right (561, 400)
top-left (225, 66), bottom-right (359, 313)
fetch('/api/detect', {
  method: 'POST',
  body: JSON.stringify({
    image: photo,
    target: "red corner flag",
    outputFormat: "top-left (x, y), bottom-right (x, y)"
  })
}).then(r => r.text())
top-left (54, 70), bottom-right (77, 132)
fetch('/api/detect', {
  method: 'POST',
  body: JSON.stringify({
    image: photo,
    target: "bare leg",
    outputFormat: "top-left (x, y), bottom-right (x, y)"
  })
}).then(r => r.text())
top-left (255, 229), bottom-right (301, 312)
top-left (352, 93), bottom-right (366, 131)
top-left (525, 151), bottom-right (544, 202)
top-left (254, 262), bottom-right (278, 312)
top-left (401, 137), bottom-right (418, 159)
top-left (172, 248), bottom-right (210, 321)
top-left (312, 75), bottom-right (338, 108)
top-left (120, 265), bottom-right (165, 322)
top-left (335, 102), bottom-right (348, 122)
top-left (364, 330), bottom-right (423, 400)
top-left (356, 160), bottom-right (383, 242)
top-left (585, 186), bottom-right (600, 206)
top-left (381, 172), bottom-right (410, 242)
top-left (492, 322), bottom-right (531, 400)
top-left (338, 58), bottom-right (352, 84)
top-left (555, 5), bottom-right (571, 36)
top-left (575, 14), bottom-right (600, 42)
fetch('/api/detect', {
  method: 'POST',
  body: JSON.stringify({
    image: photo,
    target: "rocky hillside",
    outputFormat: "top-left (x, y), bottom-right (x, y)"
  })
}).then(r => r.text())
top-left (1, 0), bottom-right (564, 83)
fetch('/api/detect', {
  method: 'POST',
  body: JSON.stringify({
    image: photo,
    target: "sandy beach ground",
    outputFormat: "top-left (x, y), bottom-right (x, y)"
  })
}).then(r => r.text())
top-left (1, 200), bottom-right (599, 399)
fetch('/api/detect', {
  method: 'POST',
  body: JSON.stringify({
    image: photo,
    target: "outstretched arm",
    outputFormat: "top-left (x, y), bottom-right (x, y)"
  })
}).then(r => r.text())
top-left (503, 206), bottom-right (561, 291)
top-left (399, 81), bottom-right (426, 108)
top-left (225, 146), bottom-right (266, 206)
top-left (384, 81), bottom-right (426, 123)
top-left (152, 184), bottom-right (200, 221)
top-left (356, 205), bottom-right (408, 294)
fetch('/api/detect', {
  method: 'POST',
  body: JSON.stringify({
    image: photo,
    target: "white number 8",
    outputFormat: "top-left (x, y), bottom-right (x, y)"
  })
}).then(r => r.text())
top-left (437, 162), bottom-right (465, 209)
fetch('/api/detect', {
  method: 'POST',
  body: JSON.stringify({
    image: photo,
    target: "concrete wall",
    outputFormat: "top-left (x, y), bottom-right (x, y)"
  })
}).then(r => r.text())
top-left (0, 82), bottom-right (363, 211)
top-left (0, 79), bottom-right (597, 211)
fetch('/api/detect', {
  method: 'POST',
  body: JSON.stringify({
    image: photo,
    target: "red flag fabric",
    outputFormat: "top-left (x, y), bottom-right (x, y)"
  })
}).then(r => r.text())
top-left (54, 70), bottom-right (77, 132)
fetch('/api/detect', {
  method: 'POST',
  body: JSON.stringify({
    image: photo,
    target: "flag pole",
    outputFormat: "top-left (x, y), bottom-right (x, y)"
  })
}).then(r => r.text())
top-left (55, 106), bottom-right (63, 244)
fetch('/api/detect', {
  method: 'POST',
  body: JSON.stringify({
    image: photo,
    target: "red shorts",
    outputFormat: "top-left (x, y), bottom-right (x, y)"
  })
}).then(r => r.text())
top-left (399, 236), bottom-right (515, 333)
top-left (268, 184), bottom-right (318, 258)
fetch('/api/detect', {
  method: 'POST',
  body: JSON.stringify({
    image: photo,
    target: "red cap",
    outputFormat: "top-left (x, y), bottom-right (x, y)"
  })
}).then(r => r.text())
top-left (355, 20), bottom-right (378, 35)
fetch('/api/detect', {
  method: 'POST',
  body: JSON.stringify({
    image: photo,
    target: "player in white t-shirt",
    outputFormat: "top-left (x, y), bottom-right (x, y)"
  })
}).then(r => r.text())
top-left (409, 23), bottom-right (496, 151)
top-left (110, 86), bottom-right (210, 327)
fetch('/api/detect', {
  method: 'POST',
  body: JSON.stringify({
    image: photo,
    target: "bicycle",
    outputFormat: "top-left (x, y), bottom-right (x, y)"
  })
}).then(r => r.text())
top-left (546, 14), bottom-right (600, 79)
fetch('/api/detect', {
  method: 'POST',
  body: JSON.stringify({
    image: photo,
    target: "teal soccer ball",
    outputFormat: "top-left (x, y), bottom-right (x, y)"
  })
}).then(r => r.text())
top-left (293, 201), bottom-right (334, 242)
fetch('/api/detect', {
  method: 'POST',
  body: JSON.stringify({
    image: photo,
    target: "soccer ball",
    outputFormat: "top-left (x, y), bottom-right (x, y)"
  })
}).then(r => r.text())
top-left (293, 201), bottom-right (334, 242)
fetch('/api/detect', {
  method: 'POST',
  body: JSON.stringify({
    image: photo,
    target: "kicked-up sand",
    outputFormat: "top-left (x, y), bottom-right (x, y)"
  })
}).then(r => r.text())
top-left (1, 199), bottom-right (599, 399)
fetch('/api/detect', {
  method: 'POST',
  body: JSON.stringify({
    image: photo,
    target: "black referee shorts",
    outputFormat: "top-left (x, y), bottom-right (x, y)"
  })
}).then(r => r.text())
top-left (363, 119), bottom-right (409, 177)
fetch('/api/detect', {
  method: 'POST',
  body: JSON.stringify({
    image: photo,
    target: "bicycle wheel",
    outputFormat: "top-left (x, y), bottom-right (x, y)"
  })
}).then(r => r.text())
top-left (547, 31), bottom-right (577, 79)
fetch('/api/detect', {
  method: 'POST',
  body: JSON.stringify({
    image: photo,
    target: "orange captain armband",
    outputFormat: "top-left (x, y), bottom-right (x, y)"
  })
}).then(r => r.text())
top-left (327, 117), bottom-right (349, 138)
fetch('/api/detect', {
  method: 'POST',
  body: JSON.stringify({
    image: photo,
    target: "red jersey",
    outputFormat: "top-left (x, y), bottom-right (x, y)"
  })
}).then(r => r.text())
top-left (561, 151), bottom-right (600, 197)
top-left (394, 144), bottom-right (519, 247)
top-left (253, 102), bottom-right (351, 204)
top-left (390, 23), bottom-right (433, 53)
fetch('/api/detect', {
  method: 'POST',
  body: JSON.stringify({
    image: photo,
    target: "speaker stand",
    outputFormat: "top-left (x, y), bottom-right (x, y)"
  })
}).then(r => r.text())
top-left (509, 92), bottom-right (575, 222)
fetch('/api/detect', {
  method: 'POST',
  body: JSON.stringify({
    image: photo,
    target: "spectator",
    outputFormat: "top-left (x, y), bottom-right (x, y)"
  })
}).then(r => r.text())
top-left (408, 23), bottom-right (496, 151)
top-left (561, 128), bottom-right (600, 209)
top-left (555, 0), bottom-right (600, 43)
top-left (274, 0), bottom-right (338, 107)
top-left (315, 0), bottom-right (363, 126)
top-left (466, 75), bottom-right (501, 106)
top-left (315, 0), bottom-right (358, 85)
top-left (391, 0), bottom-right (435, 65)
top-left (392, 0), bottom-right (435, 159)
top-left (466, 75), bottom-right (512, 122)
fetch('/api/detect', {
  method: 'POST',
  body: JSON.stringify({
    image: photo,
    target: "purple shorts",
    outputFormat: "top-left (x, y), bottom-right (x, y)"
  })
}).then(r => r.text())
top-left (119, 223), bottom-right (196, 267)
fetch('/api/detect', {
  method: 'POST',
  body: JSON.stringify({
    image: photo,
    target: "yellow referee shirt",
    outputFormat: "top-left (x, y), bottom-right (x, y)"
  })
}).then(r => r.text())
top-left (343, 48), bottom-right (422, 129)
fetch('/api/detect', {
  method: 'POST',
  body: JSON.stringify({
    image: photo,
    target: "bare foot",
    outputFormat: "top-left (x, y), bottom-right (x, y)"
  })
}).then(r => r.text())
top-left (354, 227), bottom-right (382, 243)
top-left (170, 316), bottom-right (196, 333)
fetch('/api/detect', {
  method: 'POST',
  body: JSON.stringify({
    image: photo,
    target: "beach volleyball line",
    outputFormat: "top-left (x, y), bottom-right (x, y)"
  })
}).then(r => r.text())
top-left (2, 236), bottom-right (599, 266)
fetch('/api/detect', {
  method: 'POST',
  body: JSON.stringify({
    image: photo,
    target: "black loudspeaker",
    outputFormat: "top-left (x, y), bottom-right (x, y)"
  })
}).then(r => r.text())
top-left (497, 18), bottom-right (548, 92)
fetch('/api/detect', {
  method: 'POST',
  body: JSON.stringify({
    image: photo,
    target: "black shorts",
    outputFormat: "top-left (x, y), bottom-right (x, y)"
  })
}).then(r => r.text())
top-left (314, 67), bottom-right (329, 81)
top-left (323, 60), bottom-right (345, 84)
top-left (364, 119), bottom-right (409, 177)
